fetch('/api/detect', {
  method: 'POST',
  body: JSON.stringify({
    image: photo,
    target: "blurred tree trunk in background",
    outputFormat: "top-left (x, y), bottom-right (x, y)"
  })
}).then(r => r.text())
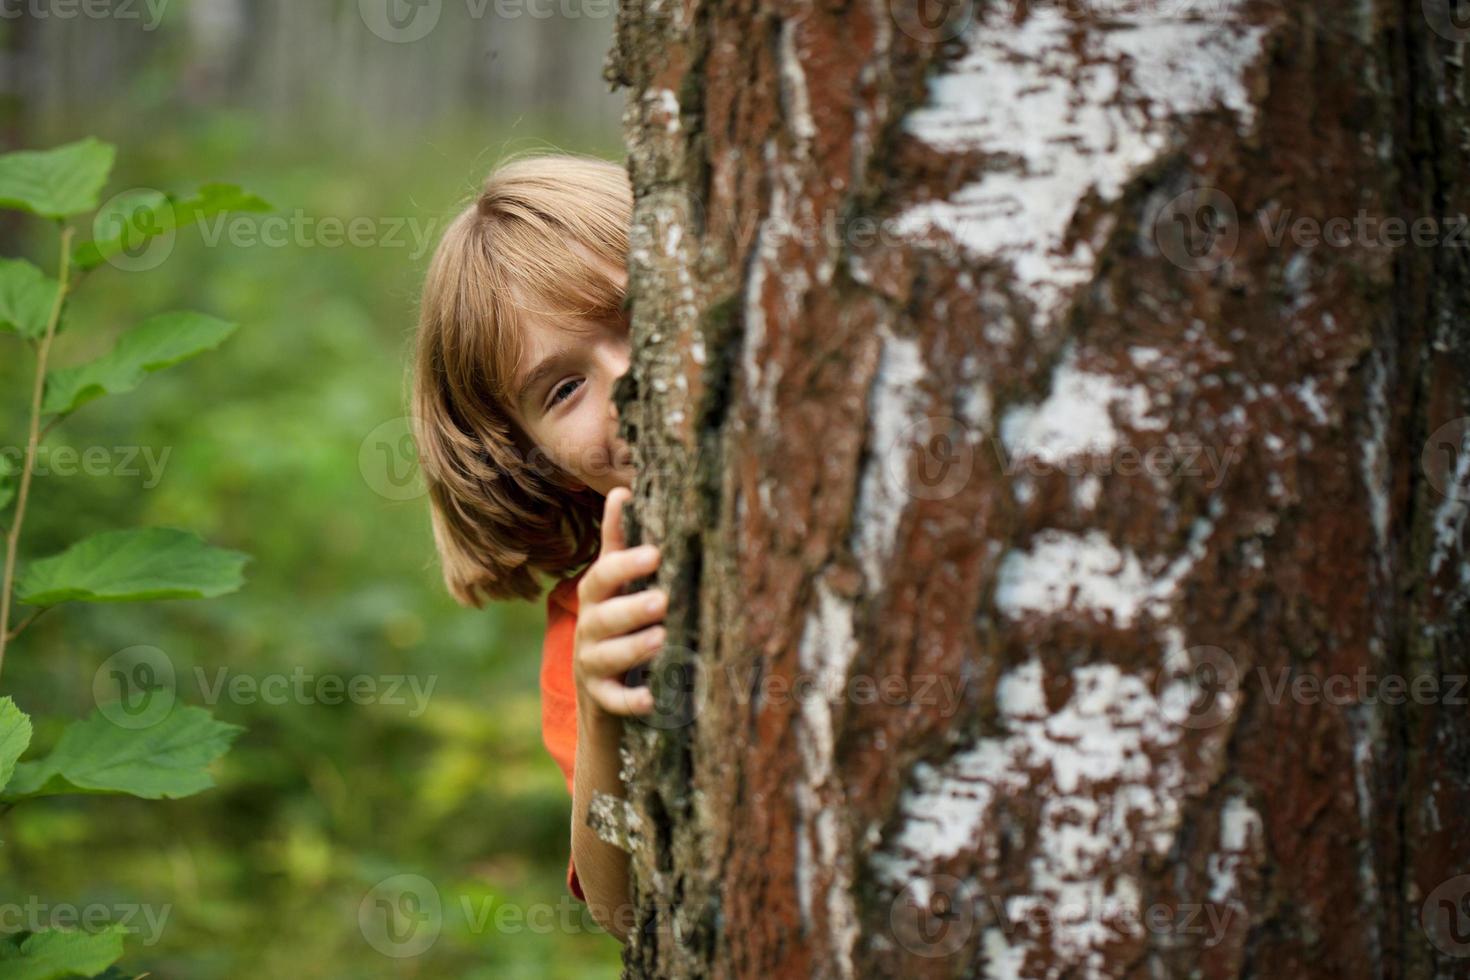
top-left (182, 0), bottom-right (252, 103)
top-left (606, 0), bottom-right (1470, 976)
top-left (0, 10), bottom-right (30, 249)
top-left (13, 0), bottom-right (622, 148)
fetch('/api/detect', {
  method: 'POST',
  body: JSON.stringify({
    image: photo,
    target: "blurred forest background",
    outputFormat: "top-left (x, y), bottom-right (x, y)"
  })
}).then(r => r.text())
top-left (0, 0), bottom-right (624, 976)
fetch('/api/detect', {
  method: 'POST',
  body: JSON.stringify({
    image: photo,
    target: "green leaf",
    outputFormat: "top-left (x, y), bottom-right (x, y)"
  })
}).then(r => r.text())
top-left (14, 527), bottom-right (250, 607)
top-left (0, 453), bottom-right (14, 512)
top-left (74, 182), bottom-right (272, 270)
top-left (0, 259), bottom-right (60, 339)
top-left (0, 697), bottom-right (33, 791)
top-left (2, 705), bottom-right (243, 801)
top-left (0, 138), bottom-right (115, 220)
top-left (0, 925), bottom-right (125, 980)
top-left (42, 311), bottom-right (236, 415)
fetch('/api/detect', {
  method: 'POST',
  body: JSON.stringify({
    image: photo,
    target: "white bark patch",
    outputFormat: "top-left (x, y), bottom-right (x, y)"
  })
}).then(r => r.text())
top-left (1127, 345), bottom-right (1165, 369)
top-left (794, 575), bottom-right (861, 976)
top-left (993, 516), bottom-right (1213, 628)
top-left (796, 577), bottom-right (860, 786)
top-left (892, 4), bottom-right (1268, 330)
top-left (960, 352), bottom-right (994, 431)
top-left (741, 141), bottom-right (791, 437)
top-left (741, 217), bottom-right (770, 425)
top-left (873, 658), bottom-right (1204, 975)
top-left (778, 18), bottom-right (818, 154)
top-left (1360, 349), bottom-right (1391, 554)
top-left (1347, 706), bottom-right (1384, 966)
top-left (1206, 794), bottom-right (1261, 903)
top-left (1001, 342), bottom-right (1164, 464)
top-left (1428, 422), bottom-right (1470, 581)
top-left (1074, 474), bottom-right (1103, 510)
top-left (647, 87), bottom-right (681, 133)
top-left (1293, 376), bottom-right (1332, 426)
top-left (851, 325), bottom-right (929, 593)
top-left (983, 927), bottom-right (1031, 980)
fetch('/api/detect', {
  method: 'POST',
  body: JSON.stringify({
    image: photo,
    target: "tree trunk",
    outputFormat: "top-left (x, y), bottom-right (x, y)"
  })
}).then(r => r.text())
top-left (601, 0), bottom-right (1470, 976)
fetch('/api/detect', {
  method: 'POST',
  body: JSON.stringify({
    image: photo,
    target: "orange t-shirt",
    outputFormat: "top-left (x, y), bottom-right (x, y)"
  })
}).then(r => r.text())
top-left (540, 568), bottom-right (587, 902)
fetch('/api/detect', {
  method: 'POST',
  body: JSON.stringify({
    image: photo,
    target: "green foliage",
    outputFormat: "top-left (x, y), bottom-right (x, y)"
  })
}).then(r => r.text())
top-left (0, 455), bottom-right (13, 512)
top-left (14, 528), bottom-right (249, 607)
top-left (0, 697), bottom-right (32, 788)
top-left (0, 260), bottom-right (60, 340)
top-left (74, 184), bottom-right (271, 272)
top-left (42, 312), bottom-right (237, 415)
top-left (0, 139), bottom-right (117, 220)
top-left (0, 926), bottom-right (125, 980)
top-left (1, 115), bottom-right (627, 977)
top-left (0, 137), bottom-right (267, 977)
top-left (4, 705), bottom-right (242, 802)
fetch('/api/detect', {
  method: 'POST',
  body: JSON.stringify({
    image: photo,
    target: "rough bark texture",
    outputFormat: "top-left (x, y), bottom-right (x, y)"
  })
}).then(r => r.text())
top-left (602, 0), bottom-right (1470, 976)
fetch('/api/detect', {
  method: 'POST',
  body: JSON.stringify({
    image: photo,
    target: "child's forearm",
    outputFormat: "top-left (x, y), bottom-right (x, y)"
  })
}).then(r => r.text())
top-left (571, 701), bottom-right (635, 941)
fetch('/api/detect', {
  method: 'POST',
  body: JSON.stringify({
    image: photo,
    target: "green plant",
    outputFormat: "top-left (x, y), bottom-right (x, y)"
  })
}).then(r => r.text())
top-left (0, 138), bottom-right (270, 978)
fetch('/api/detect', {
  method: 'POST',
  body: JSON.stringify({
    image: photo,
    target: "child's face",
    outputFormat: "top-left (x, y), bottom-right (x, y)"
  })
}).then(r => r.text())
top-left (509, 270), bottom-right (635, 497)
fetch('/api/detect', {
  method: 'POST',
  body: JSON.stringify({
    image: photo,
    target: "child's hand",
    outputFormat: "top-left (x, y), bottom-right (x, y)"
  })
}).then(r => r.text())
top-left (572, 486), bottom-right (667, 717)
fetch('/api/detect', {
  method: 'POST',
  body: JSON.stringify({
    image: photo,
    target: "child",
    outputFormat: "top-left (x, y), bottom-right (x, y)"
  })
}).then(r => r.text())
top-left (409, 152), bottom-right (667, 943)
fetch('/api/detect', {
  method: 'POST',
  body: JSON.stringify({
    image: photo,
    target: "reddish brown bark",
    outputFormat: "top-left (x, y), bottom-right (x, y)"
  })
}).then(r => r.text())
top-left (603, 1), bottom-right (1470, 977)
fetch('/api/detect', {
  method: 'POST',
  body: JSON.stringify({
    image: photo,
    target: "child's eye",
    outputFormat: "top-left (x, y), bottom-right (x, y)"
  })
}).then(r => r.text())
top-left (548, 378), bottom-right (584, 409)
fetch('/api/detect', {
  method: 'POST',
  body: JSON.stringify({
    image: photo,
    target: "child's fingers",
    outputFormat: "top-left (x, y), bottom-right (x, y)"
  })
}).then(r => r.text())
top-left (580, 542), bottom-right (661, 606)
top-left (583, 675), bottom-right (654, 716)
top-left (601, 487), bottom-right (629, 556)
top-left (579, 625), bottom-right (666, 679)
top-left (579, 588), bottom-right (668, 643)
top-left (579, 487), bottom-right (633, 608)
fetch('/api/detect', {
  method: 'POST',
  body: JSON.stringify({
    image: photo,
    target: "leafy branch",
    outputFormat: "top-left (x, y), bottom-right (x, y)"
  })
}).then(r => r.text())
top-left (0, 224), bottom-right (71, 676)
top-left (0, 137), bottom-right (270, 980)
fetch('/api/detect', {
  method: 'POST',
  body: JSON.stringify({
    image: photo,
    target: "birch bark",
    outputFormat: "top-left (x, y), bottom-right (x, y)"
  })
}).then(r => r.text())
top-left (604, 2), bottom-right (1470, 976)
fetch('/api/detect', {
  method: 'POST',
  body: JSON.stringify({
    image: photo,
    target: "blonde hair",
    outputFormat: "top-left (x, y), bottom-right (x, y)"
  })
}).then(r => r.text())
top-left (410, 151), bottom-right (633, 607)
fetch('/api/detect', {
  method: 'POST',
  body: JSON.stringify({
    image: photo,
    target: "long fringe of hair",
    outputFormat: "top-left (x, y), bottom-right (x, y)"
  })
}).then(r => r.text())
top-left (409, 151), bottom-right (633, 606)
